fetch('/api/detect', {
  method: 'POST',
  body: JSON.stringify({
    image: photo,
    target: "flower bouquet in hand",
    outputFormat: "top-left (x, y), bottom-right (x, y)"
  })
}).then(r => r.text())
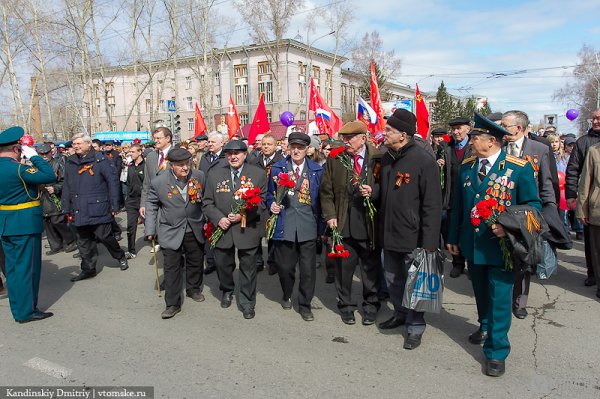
top-left (265, 172), bottom-right (296, 239)
top-left (327, 226), bottom-right (350, 259)
top-left (209, 187), bottom-right (262, 248)
top-left (470, 198), bottom-right (513, 271)
top-left (328, 147), bottom-right (376, 221)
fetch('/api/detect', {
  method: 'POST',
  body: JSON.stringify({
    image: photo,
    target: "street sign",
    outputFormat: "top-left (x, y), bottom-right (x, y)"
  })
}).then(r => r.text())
top-left (167, 100), bottom-right (176, 112)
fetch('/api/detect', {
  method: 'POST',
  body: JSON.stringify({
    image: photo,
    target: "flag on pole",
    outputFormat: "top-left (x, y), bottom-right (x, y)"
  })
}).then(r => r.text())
top-left (194, 103), bottom-right (207, 137)
top-left (248, 93), bottom-right (270, 145)
top-left (356, 96), bottom-right (378, 126)
top-left (226, 95), bottom-right (240, 139)
top-left (370, 60), bottom-right (386, 134)
top-left (308, 78), bottom-right (342, 135)
top-left (415, 84), bottom-right (430, 139)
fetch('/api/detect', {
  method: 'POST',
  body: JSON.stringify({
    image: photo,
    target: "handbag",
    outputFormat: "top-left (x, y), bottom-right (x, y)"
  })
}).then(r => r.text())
top-left (402, 248), bottom-right (445, 313)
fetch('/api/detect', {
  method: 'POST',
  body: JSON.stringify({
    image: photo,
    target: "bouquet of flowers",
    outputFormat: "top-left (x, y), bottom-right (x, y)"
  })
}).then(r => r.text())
top-left (327, 226), bottom-right (350, 259)
top-left (470, 198), bottom-right (513, 270)
top-left (328, 147), bottom-right (376, 221)
top-left (265, 172), bottom-right (296, 239)
top-left (209, 186), bottom-right (262, 248)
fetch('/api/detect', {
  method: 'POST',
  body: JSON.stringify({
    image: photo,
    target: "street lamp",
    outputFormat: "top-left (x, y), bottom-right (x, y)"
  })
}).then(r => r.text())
top-left (305, 30), bottom-right (336, 130)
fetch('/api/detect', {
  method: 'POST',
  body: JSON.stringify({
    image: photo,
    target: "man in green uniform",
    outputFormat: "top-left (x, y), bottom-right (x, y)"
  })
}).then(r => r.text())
top-left (0, 126), bottom-right (56, 323)
top-left (447, 114), bottom-right (541, 377)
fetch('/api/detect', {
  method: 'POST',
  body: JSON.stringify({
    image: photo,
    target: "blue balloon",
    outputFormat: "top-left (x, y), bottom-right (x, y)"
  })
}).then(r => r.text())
top-left (280, 111), bottom-right (295, 127)
top-left (566, 109), bottom-right (579, 121)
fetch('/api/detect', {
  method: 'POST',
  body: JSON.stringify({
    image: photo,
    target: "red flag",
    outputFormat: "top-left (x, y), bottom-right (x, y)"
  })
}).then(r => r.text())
top-left (370, 60), bottom-right (386, 134)
top-left (308, 78), bottom-right (342, 135)
top-left (415, 84), bottom-right (430, 139)
top-left (194, 103), bottom-right (207, 137)
top-left (248, 93), bottom-right (270, 145)
top-left (226, 95), bottom-right (240, 139)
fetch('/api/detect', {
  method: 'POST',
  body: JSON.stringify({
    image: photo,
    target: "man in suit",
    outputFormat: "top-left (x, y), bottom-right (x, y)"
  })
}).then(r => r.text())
top-left (0, 126), bottom-right (56, 323)
top-left (145, 148), bottom-right (206, 319)
top-left (267, 132), bottom-right (323, 322)
top-left (139, 127), bottom-right (174, 253)
top-left (501, 110), bottom-right (557, 319)
top-left (249, 133), bottom-right (283, 274)
top-left (446, 117), bottom-right (473, 278)
top-left (320, 121), bottom-right (382, 326)
top-left (447, 113), bottom-right (541, 377)
top-left (124, 143), bottom-right (145, 258)
top-left (202, 140), bottom-right (267, 319)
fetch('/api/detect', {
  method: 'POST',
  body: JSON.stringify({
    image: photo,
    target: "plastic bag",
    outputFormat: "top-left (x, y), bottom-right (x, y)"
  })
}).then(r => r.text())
top-left (536, 240), bottom-right (557, 280)
top-left (402, 248), bottom-right (445, 313)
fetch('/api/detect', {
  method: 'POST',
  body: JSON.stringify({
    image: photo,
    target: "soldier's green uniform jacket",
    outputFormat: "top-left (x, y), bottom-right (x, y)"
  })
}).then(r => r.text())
top-left (0, 156), bottom-right (55, 236)
top-left (447, 152), bottom-right (542, 266)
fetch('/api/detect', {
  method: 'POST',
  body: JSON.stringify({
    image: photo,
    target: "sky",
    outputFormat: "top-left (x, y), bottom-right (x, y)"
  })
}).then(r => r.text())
top-left (247, 0), bottom-right (600, 133)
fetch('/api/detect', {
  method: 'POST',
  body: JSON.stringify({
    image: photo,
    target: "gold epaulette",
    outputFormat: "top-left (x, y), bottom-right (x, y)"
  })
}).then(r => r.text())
top-left (505, 154), bottom-right (528, 167)
top-left (461, 156), bottom-right (476, 165)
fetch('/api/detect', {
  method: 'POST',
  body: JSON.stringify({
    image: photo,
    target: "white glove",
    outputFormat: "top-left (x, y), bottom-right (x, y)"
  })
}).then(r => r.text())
top-left (21, 145), bottom-right (39, 159)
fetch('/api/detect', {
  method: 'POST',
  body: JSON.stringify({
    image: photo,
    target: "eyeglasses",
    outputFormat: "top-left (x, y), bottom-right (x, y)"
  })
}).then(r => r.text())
top-left (500, 123), bottom-right (518, 129)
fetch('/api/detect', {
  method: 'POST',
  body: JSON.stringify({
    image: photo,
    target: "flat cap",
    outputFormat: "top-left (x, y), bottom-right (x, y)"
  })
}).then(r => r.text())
top-left (431, 128), bottom-right (448, 135)
top-left (448, 117), bottom-right (471, 126)
top-left (0, 126), bottom-right (24, 145)
top-left (288, 132), bottom-right (311, 146)
top-left (563, 136), bottom-right (576, 145)
top-left (470, 113), bottom-right (511, 140)
top-left (487, 112), bottom-right (503, 122)
top-left (338, 120), bottom-right (368, 135)
top-left (37, 143), bottom-right (52, 154)
top-left (222, 140), bottom-right (248, 152)
top-left (167, 148), bottom-right (192, 162)
top-left (194, 135), bottom-right (208, 141)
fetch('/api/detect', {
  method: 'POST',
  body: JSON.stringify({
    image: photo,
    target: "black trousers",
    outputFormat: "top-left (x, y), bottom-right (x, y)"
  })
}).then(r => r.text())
top-left (255, 239), bottom-right (277, 270)
top-left (335, 238), bottom-right (380, 314)
top-left (204, 241), bottom-right (215, 268)
top-left (513, 270), bottom-right (531, 310)
top-left (214, 246), bottom-right (258, 311)
top-left (274, 239), bottom-right (316, 311)
top-left (75, 222), bottom-right (125, 274)
top-left (584, 225), bottom-right (594, 278)
top-left (162, 232), bottom-right (204, 307)
top-left (44, 214), bottom-right (75, 251)
top-left (125, 198), bottom-right (141, 253)
top-left (111, 218), bottom-right (122, 236)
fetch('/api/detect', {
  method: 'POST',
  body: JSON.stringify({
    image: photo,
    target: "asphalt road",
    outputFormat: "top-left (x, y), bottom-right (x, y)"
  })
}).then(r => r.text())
top-left (1, 222), bottom-right (599, 398)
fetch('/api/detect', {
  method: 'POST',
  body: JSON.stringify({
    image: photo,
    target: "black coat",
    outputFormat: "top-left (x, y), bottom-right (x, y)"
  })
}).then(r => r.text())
top-left (61, 149), bottom-right (121, 226)
top-left (379, 139), bottom-right (442, 252)
top-left (41, 157), bottom-right (65, 217)
top-left (445, 138), bottom-right (473, 209)
top-left (565, 128), bottom-right (600, 199)
top-left (199, 151), bottom-right (227, 176)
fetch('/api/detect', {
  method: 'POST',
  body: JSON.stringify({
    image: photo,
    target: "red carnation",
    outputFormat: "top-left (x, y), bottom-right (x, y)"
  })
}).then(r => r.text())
top-left (442, 134), bottom-right (451, 143)
top-left (329, 147), bottom-right (345, 158)
top-left (20, 134), bottom-right (34, 146)
top-left (334, 244), bottom-right (344, 252)
top-left (340, 250), bottom-right (351, 258)
top-left (204, 222), bottom-right (214, 238)
top-left (471, 217), bottom-right (481, 226)
top-left (327, 252), bottom-right (338, 259)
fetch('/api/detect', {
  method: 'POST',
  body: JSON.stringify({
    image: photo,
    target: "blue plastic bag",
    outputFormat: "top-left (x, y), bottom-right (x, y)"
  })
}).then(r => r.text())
top-left (402, 248), bottom-right (445, 313)
top-left (536, 240), bottom-right (557, 280)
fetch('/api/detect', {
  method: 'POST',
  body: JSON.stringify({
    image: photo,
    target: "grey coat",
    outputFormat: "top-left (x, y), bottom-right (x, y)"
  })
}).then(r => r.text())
top-left (141, 148), bottom-right (171, 208)
top-left (144, 169), bottom-right (206, 250)
top-left (202, 163), bottom-right (267, 250)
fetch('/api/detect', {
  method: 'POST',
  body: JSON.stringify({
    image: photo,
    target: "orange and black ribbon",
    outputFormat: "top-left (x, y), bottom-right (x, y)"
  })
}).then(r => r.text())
top-left (78, 164), bottom-right (94, 175)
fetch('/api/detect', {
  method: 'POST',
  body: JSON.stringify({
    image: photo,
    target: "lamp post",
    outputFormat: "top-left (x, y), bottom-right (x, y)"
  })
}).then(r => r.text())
top-left (304, 30), bottom-right (336, 131)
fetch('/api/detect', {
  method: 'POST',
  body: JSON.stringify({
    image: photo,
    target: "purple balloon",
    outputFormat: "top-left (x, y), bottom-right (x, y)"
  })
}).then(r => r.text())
top-left (566, 109), bottom-right (579, 121)
top-left (280, 111), bottom-right (295, 127)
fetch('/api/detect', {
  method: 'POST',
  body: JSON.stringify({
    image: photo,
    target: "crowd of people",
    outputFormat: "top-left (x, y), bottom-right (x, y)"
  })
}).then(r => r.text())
top-left (1, 107), bottom-right (599, 379)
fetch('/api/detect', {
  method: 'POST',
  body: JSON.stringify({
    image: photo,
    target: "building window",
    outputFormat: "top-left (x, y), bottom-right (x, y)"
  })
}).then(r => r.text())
top-left (145, 99), bottom-right (152, 113)
top-left (325, 69), bottom-right (332, 105)
top-left (341, 84), bottom-right (348, 112)
top-left (299, 111), bottom-right (306, 120)
top-left (234, 64), bottom-right (248, 105)
top-left (266, 111), bottom-right (272, 123)
top-left (108, 104), bottom-right (115, 118)
top-left (185, 76), bottom-right (192, 90)
top-left (216, 94), bottom-right (221, 107)
top-left (349, 85), bottom-right (357, 107)
top-left (298, 62), bottom-right (307, 101)
top-left (111, 122), bottom-right (117, 132)
top-left (312, 66), bottom-right (321, 90)
top-left (240, 112), bottom-right (249, 125)
top-left (186, 97), bottom-right (193, 111)
top-left (215, 72), bottom-right (220, 86)
top-left (258, 61), bottom-right (273, 103)
top-left (159, 99), bottom-right (165, 112)
top-left (188, 118), bottom-right (194, 131)
top-left (258, 81), bottom-right (273, 103)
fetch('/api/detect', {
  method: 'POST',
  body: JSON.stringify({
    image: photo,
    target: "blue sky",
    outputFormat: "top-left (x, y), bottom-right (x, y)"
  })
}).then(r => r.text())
top-left (271, 0), bottom-right (600, 132)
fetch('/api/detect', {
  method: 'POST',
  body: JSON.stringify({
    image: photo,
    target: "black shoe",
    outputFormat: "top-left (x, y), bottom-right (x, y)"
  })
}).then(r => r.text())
top-left (378, 315), bottom-right (405, 330)
top-left (70, 271), bottom-right (96, 282)
top-left (325, 274), bottom-right (335, 284)
top-left (161, 306), bottom-right (181, 319)
top-left (256, 264), bottom-right (264, 272)
top-left (596, 290), bottom-right (600, 299)
top-left (513, 307), bottom-right (528, 319)
top-left (45, 248), bottom-right (62, 256)
top-left (204, 265), bottom-right (216, 275)
top-left (115, 234), bottom-right (122, 241)
top-left (64, 242), bottom-right (78, 253)
top-left (575, 232), bottom-right (584, 240)
top-left (362, 312), bottom-right (377, 326)
top-left (243, 309), bottom-right (255, 319)
top-left (584, 276), bottom-right (596, 286)
top-left (221, 292), bottom-right (233, 308)
top-left (300, 309), bottom-right (314, 321)
top-left (267, 266), bottom-right (278, 275)
top-left (281, 298), bottom-right (292, 310)
top-left (403, 334), bottom-right (422, 350)
top-left (340, 311), bottom-right (355, 325)
top-left (73, 253), bottom-right (80, 258)
top-left (119, 257), bottom-right (129, 271)
top-left (449, 265), bottom-right (464, 278)
top-left (485, 359), bottom-right (505, 377)
top-left (17, 311), bottom-right (54, 324)
top-left (468, 329), bottom-right (488, 344)
top-left (187, 292), bottom-right (205, 302)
